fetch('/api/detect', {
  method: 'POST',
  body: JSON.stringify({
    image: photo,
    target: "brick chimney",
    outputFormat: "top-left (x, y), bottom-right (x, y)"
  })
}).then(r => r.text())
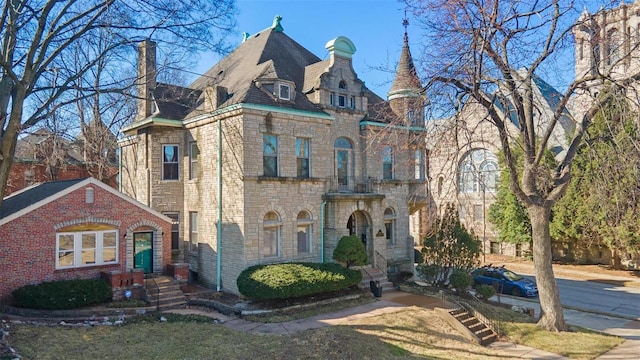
top-left (137, 39), bottom-right (157, 120)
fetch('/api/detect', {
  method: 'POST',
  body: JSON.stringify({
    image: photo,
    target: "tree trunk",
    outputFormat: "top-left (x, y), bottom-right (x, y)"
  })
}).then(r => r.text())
top-left (528, 204), bottom-right (567, 331)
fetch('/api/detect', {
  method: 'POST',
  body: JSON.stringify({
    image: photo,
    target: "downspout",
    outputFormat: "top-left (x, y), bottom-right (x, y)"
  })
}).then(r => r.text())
top-left (117, 147), bottom-right (122, 192)
top-left (216, 118), bottom-right (223, 291)
top-left (320, 201), bottom-right (326, 263)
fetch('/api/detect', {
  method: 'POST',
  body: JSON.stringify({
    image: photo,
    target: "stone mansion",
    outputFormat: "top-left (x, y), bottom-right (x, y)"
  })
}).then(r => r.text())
top-left (119, 16), bottom-right (429, 293)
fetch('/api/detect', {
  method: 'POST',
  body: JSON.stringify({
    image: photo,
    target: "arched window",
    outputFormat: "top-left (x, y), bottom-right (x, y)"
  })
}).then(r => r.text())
top-left (458, 149), bottom-right (499, 193)
top-left (338, 80), bottom-right (347, 89)
top-left (263, 211), bottom-right (281, 257)
top-left (334, 137), bottom-right (353, 191)
top-left (384, 207), bottom-right (396, 245)
top-left (297, 211), bottom-right (313, 253)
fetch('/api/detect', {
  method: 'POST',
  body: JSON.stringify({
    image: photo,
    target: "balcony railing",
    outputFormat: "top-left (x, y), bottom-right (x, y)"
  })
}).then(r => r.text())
top-left (329, 176), bottom-right (374, 193)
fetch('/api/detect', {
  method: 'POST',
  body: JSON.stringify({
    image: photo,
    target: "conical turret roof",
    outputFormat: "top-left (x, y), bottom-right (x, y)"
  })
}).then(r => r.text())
top-left (388, 30), bottom-right (422, 97)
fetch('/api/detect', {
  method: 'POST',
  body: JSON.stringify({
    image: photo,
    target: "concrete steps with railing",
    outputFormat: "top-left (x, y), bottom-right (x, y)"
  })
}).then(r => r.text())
top-left (356, 266), bottom-right (395, 295)
top-left (446, 308), bottom-right (498, 346)
top-left (144, 275), bottom-right (187, 311)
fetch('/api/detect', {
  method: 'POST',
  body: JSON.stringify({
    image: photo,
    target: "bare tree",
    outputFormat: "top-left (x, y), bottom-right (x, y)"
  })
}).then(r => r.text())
top-left (0, 0), bottom-right (236, 202)
top-left (406, 0), bottom-right (633, 331)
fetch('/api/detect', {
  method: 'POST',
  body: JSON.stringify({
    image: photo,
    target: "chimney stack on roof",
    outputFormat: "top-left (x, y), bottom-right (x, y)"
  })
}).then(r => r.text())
top-left (137, 39), bottom-right (157, 120)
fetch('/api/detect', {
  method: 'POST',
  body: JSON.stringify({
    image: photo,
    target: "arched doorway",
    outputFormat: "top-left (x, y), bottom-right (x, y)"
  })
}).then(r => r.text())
top-left (347, 210), bottom-right (372, 261)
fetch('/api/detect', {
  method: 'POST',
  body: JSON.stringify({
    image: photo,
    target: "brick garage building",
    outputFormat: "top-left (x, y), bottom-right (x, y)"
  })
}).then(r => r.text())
top-left (0, 178), bottom-right (172, 303)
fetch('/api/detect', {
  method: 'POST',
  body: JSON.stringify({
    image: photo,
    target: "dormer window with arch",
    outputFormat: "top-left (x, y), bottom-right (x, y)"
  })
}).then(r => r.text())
top-left (338, 81), bottom-right (347, 89)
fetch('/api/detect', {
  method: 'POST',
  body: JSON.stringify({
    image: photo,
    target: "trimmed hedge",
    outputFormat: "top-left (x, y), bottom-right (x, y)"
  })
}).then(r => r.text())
top-left (237, 262), bottom-right (362, 300)
top-left (12, 279), bottom-right (112, 310)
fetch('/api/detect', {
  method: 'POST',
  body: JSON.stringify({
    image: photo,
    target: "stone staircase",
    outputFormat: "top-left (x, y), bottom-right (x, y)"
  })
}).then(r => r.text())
top-left (449, 308), bottom-right (498, 345)
top-left (357, 266), bottom-right (395, 295)
top-left (144, 275), bottom-right (187, 311)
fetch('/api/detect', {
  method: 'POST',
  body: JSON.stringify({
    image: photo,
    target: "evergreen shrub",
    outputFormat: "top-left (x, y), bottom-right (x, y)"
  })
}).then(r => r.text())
top-left (237, 262), bottom-right (362, 300)
top-left (12, 279), bottom-right (112, 310)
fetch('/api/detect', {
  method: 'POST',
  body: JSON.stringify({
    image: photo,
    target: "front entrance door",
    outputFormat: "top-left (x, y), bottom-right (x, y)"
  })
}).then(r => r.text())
top-left (347, 211), bottom-right (371, 261)
top-left (134, 232), bottom-right (153, 273)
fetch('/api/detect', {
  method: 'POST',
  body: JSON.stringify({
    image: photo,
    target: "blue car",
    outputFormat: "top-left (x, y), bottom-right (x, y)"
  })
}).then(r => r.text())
top-left (472, 265), bottom-right (538, 297)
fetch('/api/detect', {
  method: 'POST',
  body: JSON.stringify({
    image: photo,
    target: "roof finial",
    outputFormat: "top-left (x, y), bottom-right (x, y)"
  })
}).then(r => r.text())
top-left (403, 11), bottom-right (409, 42)
top-left (272, 15), bottom-right (284, 32)
top-left (242, 32), bottom-right (250, 42)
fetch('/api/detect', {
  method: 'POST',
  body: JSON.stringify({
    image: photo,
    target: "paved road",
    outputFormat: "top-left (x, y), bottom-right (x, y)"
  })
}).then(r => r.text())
top-left (515, 274), bottom-right (640, 320)
top-left (555, 277), bottom-right (640, 319)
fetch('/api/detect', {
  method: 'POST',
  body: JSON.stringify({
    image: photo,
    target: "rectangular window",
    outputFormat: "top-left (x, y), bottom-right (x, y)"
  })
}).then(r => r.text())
top-left (414, 149), bottom-right (425, 180)
top-left (162, 145), bottom-right (179, 180)
top-left (330, 93), bottom-right (335, 106)
top-left (490, 241), bottom-right (501, 254)
top-left (474, 204), bottom-right (484, 221)
top-left (189, 212), bottom-right (198, 252)
top-left (164, 212), bottom-right (180, 250)
top-left (382, 146), bottom-right (393, 180)
top-left (385, 221), bottom-right (394, 245)
top-left (263, 227), bottom-right (279, 257)
top-left (56, 231), bottom-right (118, 269)
top-left (279, 84), bottom-right (290, 100)
top-left (189, 142), bottom-right (199, 180)
top-left (263, 134), bottom-right (278, 177)
top-left (296, 137), bottom-right (310, 178)
top-left (297, 224), bottom-right (311, 253)
top-left (338, 95), bottom-right (346, 107)
top-left (349, 96), bottom-right (355, 109)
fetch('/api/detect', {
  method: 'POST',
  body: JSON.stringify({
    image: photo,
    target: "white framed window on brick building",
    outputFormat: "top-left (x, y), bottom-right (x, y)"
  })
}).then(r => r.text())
top-left (296, 137), bottom-right (310, 178)
top-left (162, 144), bottom-right (179, 180)
top-left (189, 142), bottom-right (199, 180)
top-left (297, 210), bottom-right (313, 253)
top-left (189, 212), bottom-right (198, 252)
top-left (56, 230), bottom-right (118, 269)
top-left (263, 133), bottom-right (278, 177)
top-left (263, 211), bottom-right (281, 257)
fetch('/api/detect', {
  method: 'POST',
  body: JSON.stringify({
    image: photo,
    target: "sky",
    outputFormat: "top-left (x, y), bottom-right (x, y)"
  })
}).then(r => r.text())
top-left (192, 0), bottom-right (621, 100)
top-left (195, 0), bottom-right (419, 98)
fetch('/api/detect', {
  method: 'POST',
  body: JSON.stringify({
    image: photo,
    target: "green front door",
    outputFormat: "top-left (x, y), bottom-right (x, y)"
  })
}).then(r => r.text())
top-left (134, 232), bottom-right (153, 273)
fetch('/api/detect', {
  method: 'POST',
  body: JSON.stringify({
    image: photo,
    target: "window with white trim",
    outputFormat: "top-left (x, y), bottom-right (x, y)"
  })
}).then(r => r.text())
top-left (458, 149), bottom-right (499, 193)
top-left (384, 208), bottom-right (396, 245)
top-left (278, 84), bottom-right (290, 100)
top-left (162, 145), bottom-right (179, 180)
top-left (297, 211), bottom-right (313, 253)
top-left (263, 211), bottom-right (281, 257)
top-left (330, 93), bottom-right (335, 106)
top-left (338, 95), bottom-right (346, 108)
top-left (263, 134), bottom-right (278, 177)
top-left (414, 149), bottom-right (425, 180)
top-left (189, 142), bottom-right (199, 180)
top-left (56, 230), bottom-right (118, 269)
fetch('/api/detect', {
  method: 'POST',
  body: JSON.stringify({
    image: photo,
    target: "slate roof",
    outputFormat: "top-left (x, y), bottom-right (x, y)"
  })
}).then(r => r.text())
top-left (0, 178), bottom-right (86, 220)
top-left (389, 32), bottom-right (422, 95)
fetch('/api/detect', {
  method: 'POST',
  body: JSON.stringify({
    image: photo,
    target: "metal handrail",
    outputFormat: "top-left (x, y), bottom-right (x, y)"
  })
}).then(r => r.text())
top-left (374, 250), bottom-right (387, 276)
top-left (444, 293), bottom-right (503, 336)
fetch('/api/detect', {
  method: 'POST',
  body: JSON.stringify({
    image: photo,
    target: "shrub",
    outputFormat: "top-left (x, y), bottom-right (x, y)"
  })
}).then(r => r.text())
top-left (237, 262), bottom-right (362, 300)
top-left (449, 269), bottom-right (473, 292)
top-left (475, 284), bottom-right (496, 300)
top-left (12, 279), bottom-right (112, 310)
top-left (417, 203), bottom-right (481, 286)
top-left (332, 235), bottom-right (367, 268)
